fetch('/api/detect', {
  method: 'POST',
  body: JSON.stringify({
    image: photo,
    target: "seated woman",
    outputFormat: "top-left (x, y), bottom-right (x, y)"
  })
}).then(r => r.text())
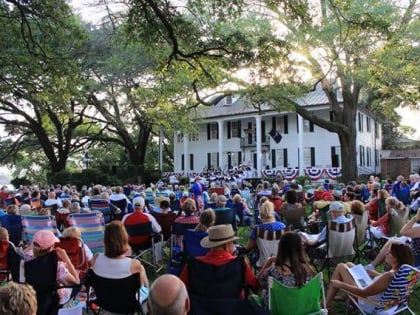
top-left (60, 226), bottom-right (94, 278)
top-left (366, 209), bottom-right (420, 269)
top-left (258, 231), bottom-right (315, 304)
top-left (91, 221), bottom-right (149, 303)
top-left (195, 208), bottom-right (216, 233)
top-left (368, 196), bottom-right (405, 239)
top-left (30, 230), bottom-right (80, 306)
top-left (326, 242), bottom-right (414, 312)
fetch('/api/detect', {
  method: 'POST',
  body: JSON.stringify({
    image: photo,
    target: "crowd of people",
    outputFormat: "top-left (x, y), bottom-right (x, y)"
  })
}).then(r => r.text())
top-left (0, 172), bottom-right (420, 314)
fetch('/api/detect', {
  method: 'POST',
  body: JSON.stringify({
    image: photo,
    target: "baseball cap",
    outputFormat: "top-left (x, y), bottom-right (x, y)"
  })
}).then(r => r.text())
top-left (132, 197), bottom-right (145, 208)
top-left (328, 201), bottom-right (345, 213)
top-left (33, 230), bottom-right (59, 250)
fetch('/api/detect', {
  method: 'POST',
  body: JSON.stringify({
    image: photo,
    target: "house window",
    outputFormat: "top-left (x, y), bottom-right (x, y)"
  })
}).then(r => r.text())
top-left (225, 95), bottom-right (233, 105)
top-left (274, 149), bottom-right (288, 168)
top-left (177, 133), bottom-right (183, 143)
top-left (331, 146), bottom-right (341, 167)
top-left (228, 121), bottom-right (241, 138)
top-left (375, 122), bottom-right (380, 139)
top-left (209, 152), bottom-right (218, 168)
top-left (304, 147), bottom-right (315, 167)
top-left (207, 123), bottom-right (219, 140)
top-left (303, 120), bottom-right (314, 132)
top-left (358, 113), bottom-right (363, 132)
top-left (366, 117), bottom-right (371, 132)
top-left (375, 149), bottom-right (380, 167)
top-left (366, 147), bottom-right (371, 167)
top-left (275, 116), bottom-right (288, 134)
top-left (188, 132), bottom-right (199, 142)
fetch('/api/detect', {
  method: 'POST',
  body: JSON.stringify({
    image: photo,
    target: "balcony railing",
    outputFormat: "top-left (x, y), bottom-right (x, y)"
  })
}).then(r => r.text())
top-left (240, 135), bottom-right (270, 148)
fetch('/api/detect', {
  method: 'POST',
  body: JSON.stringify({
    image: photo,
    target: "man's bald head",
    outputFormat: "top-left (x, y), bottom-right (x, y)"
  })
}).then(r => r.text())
top-left (148, 274), bottom-right (190, 315)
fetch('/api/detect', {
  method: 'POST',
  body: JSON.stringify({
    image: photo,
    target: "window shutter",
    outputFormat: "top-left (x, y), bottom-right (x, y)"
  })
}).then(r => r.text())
top-left (216, 123), bottom-right (219, 139)
top-left (190, 154), bottom-right (194, 170)
top-left (238, 151), bottom-right (242, 164)
top-left (217, 152), bottom-right (220, 167)
top-left (228, 153), bottom-right (232, 168)
top-left (309, 122), bottom-right (314, 132)
top-left (237, 121), bottom-right (241, 138)
top-left (207, 124), bottom-right (210, 140)
top-left (311, 147), bottom-right (315, 167)
top-left (296, 114), bottom-right (299, 133)
top-left (284, 116), bottom-right (288, 134)
top-left (283, 149), bottom-right (288, 167)
top-left (272, 117), bottom-right (276, 130)
top-left (207, 153), bottom-right (211, 169)
top-left (227, 122), bottom-right (231, 139)
top-left (261, 120), bottom-right (266, 141)
top-left (181, 154), bottom-right (185, 171)
top-left (271, 149), bottom-right (276, 168)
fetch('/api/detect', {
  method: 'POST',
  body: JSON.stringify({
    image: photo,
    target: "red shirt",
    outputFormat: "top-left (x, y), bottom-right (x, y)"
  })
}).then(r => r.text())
top-left (122, 211), bottom-right (151, 246)
top-left (180, 250), bottom-right (259, 298)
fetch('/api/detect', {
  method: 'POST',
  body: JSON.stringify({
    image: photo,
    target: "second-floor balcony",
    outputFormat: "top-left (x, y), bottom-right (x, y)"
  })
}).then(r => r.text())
top-left (240, 135), bottom-right (271, 148)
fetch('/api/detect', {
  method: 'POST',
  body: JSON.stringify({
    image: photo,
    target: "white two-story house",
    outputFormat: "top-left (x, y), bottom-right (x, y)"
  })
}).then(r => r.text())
top-left (173, 84), bottom-right (382, 181)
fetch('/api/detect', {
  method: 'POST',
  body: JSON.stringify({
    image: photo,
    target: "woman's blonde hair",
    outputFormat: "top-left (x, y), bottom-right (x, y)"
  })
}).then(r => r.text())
top-left (260, 200), bottom-right (275, 221)
top-left (0, 282), bottom-right (37, 315)
top-left (232, 194), bottom-right (242, 203)
top-left (62, 226), bottom-right (82, 239)
top-left (6, 205), bottom-right (18, 215)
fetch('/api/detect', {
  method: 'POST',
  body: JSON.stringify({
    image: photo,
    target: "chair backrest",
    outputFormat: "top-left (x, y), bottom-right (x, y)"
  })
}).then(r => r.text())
top-left (55, 237), bottom-right (88, 278)
top-left (21, 215), bottom-right (60, 244)
top-left (390, 207), bottom-right (410, 236)
top-left (182, 229), bottom-right (209, 258)
top-left (68, 213), bottom-right (105, 254)
top-left (24, 251), bottom-right (60, 315)
top-left (84, 269), bottom-right (142, 314)
top-left (124, 221), bottom-right (154, 248)
top-left (353, 211), bottom-right (368, 246)
top-left (280, 207), bottom-right (306, 230)
top-left (55, 212), bottom-right (71, 232)
top-left (150, 212), bottom-right (176, 241)
top-left (0, 240), bottom-right (21, 283)
top-left (375, 264), bottom-right (420, 312)
top-left (88, 199), bottom-right (112, 223)
top-left (268, 272), bottom-right (325, 315)
top-left (188, 256), bottom-right (245, 299)
top-left (1, 214), bottom-right (23, 246)
top-left (214, 208), bottom-right (236, 229)
top-left (255, 228), bottom-right (282, 268)
top-left (326, 219), bottom-right (356, 258)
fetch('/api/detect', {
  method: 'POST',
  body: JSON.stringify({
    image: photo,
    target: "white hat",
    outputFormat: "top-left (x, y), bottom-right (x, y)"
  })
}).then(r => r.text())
top-left (132, 197), bottom-right (145, 208)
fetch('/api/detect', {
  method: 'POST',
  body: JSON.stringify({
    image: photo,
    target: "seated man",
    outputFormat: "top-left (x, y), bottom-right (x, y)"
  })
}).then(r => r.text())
top-left (300, 201), bottom-right (352, 247)
top-left (122, 197), bottom-right (162, 247)
top-left (180, 224), bottom-right (259, 299)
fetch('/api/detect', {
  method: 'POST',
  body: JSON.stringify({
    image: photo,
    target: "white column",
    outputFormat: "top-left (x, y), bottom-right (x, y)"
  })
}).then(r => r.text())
top-left (298, 114), bottom-right (304, 176)
top-left (183, 133), bottom-right (189, 172)
top-left (218, 120), bottom-right (224, 170)
top-left (255, 115), bottom-right (262, 176)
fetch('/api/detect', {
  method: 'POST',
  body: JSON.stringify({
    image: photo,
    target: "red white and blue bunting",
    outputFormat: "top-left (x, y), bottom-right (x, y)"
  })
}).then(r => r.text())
top-left (304, 168), bottom-right (325, 181)
top-left (325, 168), bottom-right (342, 180)
top-left (280, 168), bottom-right (299, 180)
top-left (261, 169), bottom-right (276, 177)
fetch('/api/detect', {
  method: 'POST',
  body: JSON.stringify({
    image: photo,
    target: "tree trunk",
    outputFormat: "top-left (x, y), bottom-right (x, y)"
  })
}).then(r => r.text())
top-left (338, 128), bottom-right (358, 183)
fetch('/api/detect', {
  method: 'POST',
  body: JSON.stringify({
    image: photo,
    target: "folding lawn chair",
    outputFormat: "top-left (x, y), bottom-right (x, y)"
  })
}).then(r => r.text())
top-left (268, 272), bottom-right (326, 315)
top-left (68, 213), bottom-right (105, 254)
top-left (21, 215), bottom-right (60, 244)
top-left (84, 268), bottom-right (147, 315)
top-left (1, 214), bottom-right (23, 246)
top-left (343, 264), bottom-right (420, 315)
top-left (89, 199), bottom-right (113, 223)
top-left (0, 240), bottom-right (21, 283)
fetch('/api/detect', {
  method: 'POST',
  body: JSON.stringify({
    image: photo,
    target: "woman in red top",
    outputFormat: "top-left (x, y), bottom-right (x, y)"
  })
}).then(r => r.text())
top-left (369, 196), bottom-right (405, 239)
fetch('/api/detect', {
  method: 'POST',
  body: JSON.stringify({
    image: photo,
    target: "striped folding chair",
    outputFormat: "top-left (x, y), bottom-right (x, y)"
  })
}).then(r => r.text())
top-left (69, 213), bottom-right (105, 254)
top-left (88, 199), bottom-right (113, 223)
top-left (21, 215), bottom-right (60, 244)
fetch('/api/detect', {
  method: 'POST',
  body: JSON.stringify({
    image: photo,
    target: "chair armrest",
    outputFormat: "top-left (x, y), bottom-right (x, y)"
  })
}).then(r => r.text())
top-left (341, 288), bottom-right (378, 306)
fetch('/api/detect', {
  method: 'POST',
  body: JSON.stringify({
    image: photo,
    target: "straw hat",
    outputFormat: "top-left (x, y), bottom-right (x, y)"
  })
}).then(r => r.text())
top-left (200, 224), bottom-right (240, 248)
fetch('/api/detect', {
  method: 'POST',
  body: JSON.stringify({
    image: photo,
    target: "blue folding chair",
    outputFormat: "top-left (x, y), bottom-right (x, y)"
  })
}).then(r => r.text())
top-left (1, 214), bottom-right (23, 246)
top-left (89, 199), bottom-right (113, 223)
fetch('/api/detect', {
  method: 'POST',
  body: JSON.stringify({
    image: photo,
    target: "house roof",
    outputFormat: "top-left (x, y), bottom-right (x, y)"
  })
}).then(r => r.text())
top-left (388, 149), bottom-right (420, 158)
top-left (195, 83), bottom-right (342, 120)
